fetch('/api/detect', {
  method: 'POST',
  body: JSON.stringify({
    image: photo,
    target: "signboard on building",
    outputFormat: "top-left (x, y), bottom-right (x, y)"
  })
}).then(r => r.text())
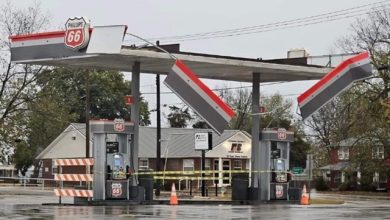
top-left (195, 133), bottom-right (209, 150)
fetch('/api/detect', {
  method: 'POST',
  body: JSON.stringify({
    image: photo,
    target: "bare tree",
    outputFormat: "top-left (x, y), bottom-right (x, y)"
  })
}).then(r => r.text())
top-left (219, 87), bottom-right (252, 131)
top-left (0, 2), bottom-right (49, 162)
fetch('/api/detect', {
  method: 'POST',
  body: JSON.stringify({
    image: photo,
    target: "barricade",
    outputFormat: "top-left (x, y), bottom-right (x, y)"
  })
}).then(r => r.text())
top-left (54, 158), bottom-right (94, 202)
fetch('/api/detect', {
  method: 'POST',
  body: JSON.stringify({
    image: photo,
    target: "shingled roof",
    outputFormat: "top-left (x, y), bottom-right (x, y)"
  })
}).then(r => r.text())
top-left (36, 123), bottom-right (249, 159)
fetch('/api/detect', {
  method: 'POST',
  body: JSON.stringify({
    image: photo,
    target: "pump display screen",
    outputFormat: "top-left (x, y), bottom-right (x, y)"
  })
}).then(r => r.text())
top-left (275, 159), bottom-right (285, 171)
top-left (112, 154), bottom-right (126, 180)
top-left (114, 157), bottom-right (122, 167)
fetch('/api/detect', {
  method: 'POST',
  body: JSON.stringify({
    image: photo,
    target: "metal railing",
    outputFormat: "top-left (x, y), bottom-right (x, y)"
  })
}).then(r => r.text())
top-left (0, 176), bottom-right (85, 190)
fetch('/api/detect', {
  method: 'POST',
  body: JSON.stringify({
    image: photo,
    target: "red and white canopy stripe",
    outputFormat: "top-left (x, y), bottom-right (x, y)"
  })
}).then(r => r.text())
top-left (164, 60), bottom-right (235, 134)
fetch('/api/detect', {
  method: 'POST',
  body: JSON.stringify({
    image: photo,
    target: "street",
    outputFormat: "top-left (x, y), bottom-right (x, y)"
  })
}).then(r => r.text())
top-left (0, 189), bottom-right (390, 219)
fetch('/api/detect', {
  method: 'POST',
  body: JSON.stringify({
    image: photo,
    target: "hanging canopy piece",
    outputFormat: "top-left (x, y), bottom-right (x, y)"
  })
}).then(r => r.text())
top-left (297, 51), bottom-right (372, 120)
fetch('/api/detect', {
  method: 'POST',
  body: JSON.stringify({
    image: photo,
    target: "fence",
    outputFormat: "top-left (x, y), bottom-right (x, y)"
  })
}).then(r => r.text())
top-left (0, 176), bottom-right (60, 190)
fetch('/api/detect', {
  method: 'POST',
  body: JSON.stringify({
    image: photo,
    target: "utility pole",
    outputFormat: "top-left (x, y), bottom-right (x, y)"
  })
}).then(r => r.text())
top-left (201, 150), bottom-right (206, 196)
top-left (155, 73), bottom-right (161, 196)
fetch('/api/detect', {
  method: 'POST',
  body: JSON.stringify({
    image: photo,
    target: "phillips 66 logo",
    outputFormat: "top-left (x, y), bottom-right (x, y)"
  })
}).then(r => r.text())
top-left (64, 17), bottom-right (90, 50)
top-left (275, 184), bottom-right (284, 198)
top-left (111, 183), bottom-right (123, 197)
top-left (114, 118), bottom-right (125, 132)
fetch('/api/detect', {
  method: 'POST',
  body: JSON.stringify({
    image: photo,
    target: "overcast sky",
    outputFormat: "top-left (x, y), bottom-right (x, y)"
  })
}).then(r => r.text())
top-left (3, 0), bottom-right (381, 126)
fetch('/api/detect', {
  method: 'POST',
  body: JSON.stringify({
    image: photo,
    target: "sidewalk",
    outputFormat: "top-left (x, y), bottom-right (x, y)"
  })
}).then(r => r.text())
top-left (314, 191), bottom-right (390, 201)
top-left (0, 185), bottom-right (54, 196)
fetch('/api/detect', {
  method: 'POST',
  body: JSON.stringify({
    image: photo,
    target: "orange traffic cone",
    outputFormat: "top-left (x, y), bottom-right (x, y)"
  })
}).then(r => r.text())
top-left (170, 183), bottom-right (178, 205)
top-left (300, 184), bottom-right (309, 205)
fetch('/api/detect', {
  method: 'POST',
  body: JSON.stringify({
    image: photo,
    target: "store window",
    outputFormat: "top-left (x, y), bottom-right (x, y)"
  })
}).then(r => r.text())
top-left (183, 159), bottom-right (194, 171)
top-left (139, 158), bottom-right (149, 170)
top-left (233, 160), bottom-right (242, 170)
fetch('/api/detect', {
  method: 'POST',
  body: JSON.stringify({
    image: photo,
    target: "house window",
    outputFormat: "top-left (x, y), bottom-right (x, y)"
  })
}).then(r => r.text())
top-left (183, 159), bottom-right (194, 171)
top-left (380, 172), bottom-right (388, 183)
top-left (233, 160), bottom-right (242, 170)
top-left (51, 159), bottom-right (58, 174)
top-left (230, 143), bottom-right (242, 153)
top-left (139, 158), bottom-right (149, 170)
top-left (373, 172), bottom-right (388, 183)
top-left (338, 147), bottom-right (349, 160)
top-left (372, 146), bottom-right (384, 159)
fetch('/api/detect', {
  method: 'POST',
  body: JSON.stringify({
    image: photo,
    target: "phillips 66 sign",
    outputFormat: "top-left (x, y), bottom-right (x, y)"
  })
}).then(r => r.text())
top-left (64, 17), bottom-right (90, 50)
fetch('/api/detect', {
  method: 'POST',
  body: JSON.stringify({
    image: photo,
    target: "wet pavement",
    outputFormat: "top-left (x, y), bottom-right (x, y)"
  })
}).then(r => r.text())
top-left (0, 188), bottom-right (390, 219)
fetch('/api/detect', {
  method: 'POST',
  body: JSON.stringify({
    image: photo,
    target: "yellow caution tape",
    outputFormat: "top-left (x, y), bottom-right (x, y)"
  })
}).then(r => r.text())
top-left (88, 170), bottom-right (291, 175)
top-left (134, 170), bottom-right (291, 175)
top-left (152, 176), bottom-right (231, 180)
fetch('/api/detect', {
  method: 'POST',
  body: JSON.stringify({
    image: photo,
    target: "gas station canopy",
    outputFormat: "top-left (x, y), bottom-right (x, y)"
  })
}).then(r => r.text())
top-left (10, 26), bottom-right (331, 82)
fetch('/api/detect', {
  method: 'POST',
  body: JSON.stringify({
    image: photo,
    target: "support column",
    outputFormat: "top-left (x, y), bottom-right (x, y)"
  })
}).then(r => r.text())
top-left (259, 141), bottom-right (270, 200)
top-left (131, 62), bottom-right (140, 186)
top-left (251, 72), bottom-right (260, 197)
top-left (93, 133), bottom-right (106, 200)
top-left (155, 74), bottom-right (162, 196)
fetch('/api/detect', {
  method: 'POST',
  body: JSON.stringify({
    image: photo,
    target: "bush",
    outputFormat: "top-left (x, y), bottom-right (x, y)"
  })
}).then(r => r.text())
top-left (338, 181), bottom-right (357, 191)
top-left (315, 177), bottom-right (330, 191)
top-left (360, 182), bottom-right (377, 191)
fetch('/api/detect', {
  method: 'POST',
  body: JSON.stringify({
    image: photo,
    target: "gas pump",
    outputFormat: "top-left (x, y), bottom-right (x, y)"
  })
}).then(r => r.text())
top-left (91, 119), bottom-right (137, 201)
top-left (259, 128), bottom-right (294, 200)
top-left (105, 140), bottom-right (130, 199)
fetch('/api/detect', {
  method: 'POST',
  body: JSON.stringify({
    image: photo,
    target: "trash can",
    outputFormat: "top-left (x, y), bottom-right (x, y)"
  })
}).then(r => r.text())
top-left (288, 188), bottom-right (302, 201)
top-left (138, 173), bottom-right (154, 201)
top-left (232, 173), bottom-right (249, 200)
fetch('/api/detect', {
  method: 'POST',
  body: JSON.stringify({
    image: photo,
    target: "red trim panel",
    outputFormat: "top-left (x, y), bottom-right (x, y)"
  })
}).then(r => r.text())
top-left (10, 30), bottom-right (65, 42)
top-left (298, 51), bottom-right (369, 105)
top-left (10, 29), bottom-right (94, 42)
top-left (175, 59), bottom-right (235, 118)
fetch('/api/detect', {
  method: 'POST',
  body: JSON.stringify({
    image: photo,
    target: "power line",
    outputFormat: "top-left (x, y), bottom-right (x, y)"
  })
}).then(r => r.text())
top-left (125, 0), bottom-right (390, 44)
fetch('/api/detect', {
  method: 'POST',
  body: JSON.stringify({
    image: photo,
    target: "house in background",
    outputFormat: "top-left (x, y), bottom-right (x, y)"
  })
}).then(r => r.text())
top-left (35, 123), bottom-right (252, 187)
top-left (0, 164), bottom-right (16, 178)
top-left (318, 138), bottom-right (390, 189)
top-left (36, 123), bottom-right (93, 179)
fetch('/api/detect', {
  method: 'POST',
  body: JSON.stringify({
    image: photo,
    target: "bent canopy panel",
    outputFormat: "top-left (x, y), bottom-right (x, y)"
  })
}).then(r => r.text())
top-left (297, 51), bottom-right (372, 120)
